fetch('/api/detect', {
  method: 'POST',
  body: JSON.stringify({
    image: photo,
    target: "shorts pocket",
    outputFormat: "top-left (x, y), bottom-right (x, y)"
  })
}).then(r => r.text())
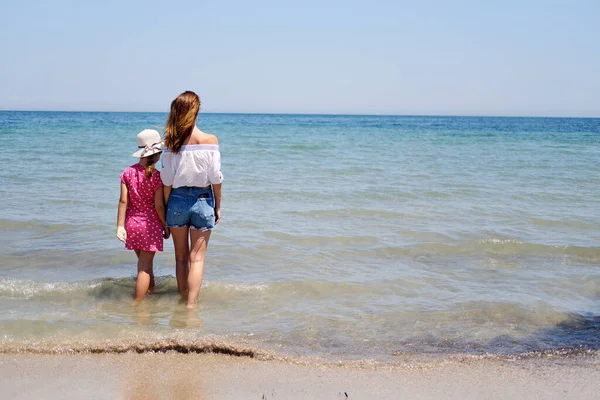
top-left (190, 198), bottom-right (215, 230)
top-left (166, 195), bottom-right (189, 226)
top-left (191, 198), bottom-right (214, 220)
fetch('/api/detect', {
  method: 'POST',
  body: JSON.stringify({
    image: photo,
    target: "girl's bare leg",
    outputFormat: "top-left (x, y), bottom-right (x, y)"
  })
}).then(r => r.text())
top-left (135, 250), bottom-right (155, 301)
top-left (187, 229), bottom-right (211, 305)
top-left (134, 249), bottom-right (154, 293)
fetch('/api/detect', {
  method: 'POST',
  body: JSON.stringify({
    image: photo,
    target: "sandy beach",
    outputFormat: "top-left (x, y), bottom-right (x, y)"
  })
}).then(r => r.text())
top-left (2, 353), bottom-right (599, 399)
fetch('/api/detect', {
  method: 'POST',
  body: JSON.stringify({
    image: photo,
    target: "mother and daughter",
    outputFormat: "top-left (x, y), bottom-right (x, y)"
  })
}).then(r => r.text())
top-left (116, 91), bottom-right (223, 305)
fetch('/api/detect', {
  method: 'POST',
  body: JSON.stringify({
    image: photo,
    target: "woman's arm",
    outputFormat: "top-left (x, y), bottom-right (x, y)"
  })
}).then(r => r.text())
top-left (206, 136), bottom-right (223, 225)
top-left (212, 183), bottom-right (222, 224)
top-left (116, 183), bottom-right (128, 242)
top-left (154, 186), bottom-right (170, 239)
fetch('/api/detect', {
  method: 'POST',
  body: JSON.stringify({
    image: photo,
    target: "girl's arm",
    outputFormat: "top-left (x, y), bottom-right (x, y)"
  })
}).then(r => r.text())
top-left (212, 183), bottom-right (222, 224)
top-left (116, 183), bottom-right (128, 242)
top-left (154, 186), bottom-right (167, 227)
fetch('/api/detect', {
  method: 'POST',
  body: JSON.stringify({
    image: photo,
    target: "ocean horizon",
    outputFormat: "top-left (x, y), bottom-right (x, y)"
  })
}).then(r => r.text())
top-left (2, 110), bottom-right (599, 119)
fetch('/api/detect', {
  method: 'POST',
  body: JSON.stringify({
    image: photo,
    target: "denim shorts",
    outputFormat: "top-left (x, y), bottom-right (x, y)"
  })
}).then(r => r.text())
top-left (166, 186), bottom-right (216, 231)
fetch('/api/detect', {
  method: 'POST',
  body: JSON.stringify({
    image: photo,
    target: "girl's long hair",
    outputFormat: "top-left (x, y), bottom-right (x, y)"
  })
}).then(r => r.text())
top-left (164, 91), bottom-right (201, 153)
top-left (143, 153), bottom-right (160, 178)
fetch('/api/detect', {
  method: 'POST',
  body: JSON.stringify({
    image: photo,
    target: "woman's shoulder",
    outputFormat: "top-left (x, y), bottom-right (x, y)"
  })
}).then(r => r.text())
top-left (188, 131), bottom-right (219, 145)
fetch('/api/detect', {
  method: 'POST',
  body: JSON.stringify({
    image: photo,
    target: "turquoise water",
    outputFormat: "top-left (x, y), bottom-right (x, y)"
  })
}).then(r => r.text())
top-left (1, 111), bottom-right (600, 363)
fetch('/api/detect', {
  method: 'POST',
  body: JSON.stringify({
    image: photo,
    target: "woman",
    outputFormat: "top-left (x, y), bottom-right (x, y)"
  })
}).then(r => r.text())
top-left (161, 91), bottom-right (223, 305)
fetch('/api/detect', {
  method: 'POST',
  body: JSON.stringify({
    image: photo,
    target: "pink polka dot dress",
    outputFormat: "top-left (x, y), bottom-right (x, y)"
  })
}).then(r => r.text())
top-left (120, 164), bottom-right (164, 252)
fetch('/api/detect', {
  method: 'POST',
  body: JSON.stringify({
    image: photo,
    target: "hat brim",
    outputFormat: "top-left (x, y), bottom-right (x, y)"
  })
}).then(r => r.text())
top-left (132, 147), bottom-right (162, 157)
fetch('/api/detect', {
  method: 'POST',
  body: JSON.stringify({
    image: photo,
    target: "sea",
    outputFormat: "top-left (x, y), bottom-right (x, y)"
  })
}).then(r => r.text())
top-left (1, 111), bottom-right (599, 365)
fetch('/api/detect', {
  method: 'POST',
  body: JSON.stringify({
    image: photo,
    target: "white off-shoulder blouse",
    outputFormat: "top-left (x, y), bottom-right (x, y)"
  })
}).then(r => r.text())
top-left (160, 144), bottom-right (223, 188)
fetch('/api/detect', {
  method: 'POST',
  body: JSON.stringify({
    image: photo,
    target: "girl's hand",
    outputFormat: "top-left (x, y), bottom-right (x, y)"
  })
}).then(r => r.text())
top-left (116, 226), bottom-right (127, 242)
top-left (163, 227), bottom-right (171, 239)
top-left (215, 208), bottom-right (221, 225)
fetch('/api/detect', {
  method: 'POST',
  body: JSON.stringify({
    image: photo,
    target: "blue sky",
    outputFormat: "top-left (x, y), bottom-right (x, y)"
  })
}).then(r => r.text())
top-left (1, 0), bottom-right (598, 116)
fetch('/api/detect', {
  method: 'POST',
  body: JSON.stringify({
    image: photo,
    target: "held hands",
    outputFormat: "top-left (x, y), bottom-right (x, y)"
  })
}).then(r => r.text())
top-left (163, 226), bottom-right (171, 239)
top-left (116, 226), bottom-right (127, 242)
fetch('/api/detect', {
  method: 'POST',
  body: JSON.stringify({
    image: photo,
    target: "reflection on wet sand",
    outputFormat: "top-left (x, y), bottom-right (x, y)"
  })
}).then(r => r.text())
top-left (122, 354), bottom-right (205, 400)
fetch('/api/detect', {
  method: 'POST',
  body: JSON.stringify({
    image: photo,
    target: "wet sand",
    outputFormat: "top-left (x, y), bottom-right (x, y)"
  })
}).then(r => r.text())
top-left (1, 353), bottom-right (599, 399)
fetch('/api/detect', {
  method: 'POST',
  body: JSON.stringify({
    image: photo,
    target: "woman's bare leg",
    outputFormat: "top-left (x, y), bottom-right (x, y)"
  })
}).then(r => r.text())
top-left (187, 229), bottom-right (211, 305)
top-left (171, 226), bottom-right (190, 297)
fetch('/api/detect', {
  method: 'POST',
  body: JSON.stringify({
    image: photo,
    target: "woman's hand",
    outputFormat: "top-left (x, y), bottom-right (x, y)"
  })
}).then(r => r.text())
top-left (116, 226), bottom-right (127, 242)
top-left (163, 227), bottom-right (171, 239)
top-left (215, 208), bottom-right (221, 225)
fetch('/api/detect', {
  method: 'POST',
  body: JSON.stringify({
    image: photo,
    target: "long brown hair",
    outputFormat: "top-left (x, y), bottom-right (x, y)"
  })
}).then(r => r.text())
top-left (164, 91), bottom-right (201, 153)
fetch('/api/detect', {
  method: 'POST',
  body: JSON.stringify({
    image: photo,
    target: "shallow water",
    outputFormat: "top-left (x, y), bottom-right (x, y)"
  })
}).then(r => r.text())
top-left (1, 112), bottom-right (600, 363)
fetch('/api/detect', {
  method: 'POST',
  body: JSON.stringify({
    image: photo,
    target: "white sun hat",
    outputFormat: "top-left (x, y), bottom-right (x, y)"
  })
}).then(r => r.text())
top-left (132, 129), bottom-right (163, 157)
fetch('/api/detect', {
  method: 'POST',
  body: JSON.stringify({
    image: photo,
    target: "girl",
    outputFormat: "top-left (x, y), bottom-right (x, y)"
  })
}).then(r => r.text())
top-left (116, 129), bottom-right (170, 301)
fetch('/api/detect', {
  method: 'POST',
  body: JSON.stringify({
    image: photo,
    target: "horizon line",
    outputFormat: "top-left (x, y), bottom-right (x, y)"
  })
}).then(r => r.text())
top-left (0, 109), bottom-right (599, 119)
